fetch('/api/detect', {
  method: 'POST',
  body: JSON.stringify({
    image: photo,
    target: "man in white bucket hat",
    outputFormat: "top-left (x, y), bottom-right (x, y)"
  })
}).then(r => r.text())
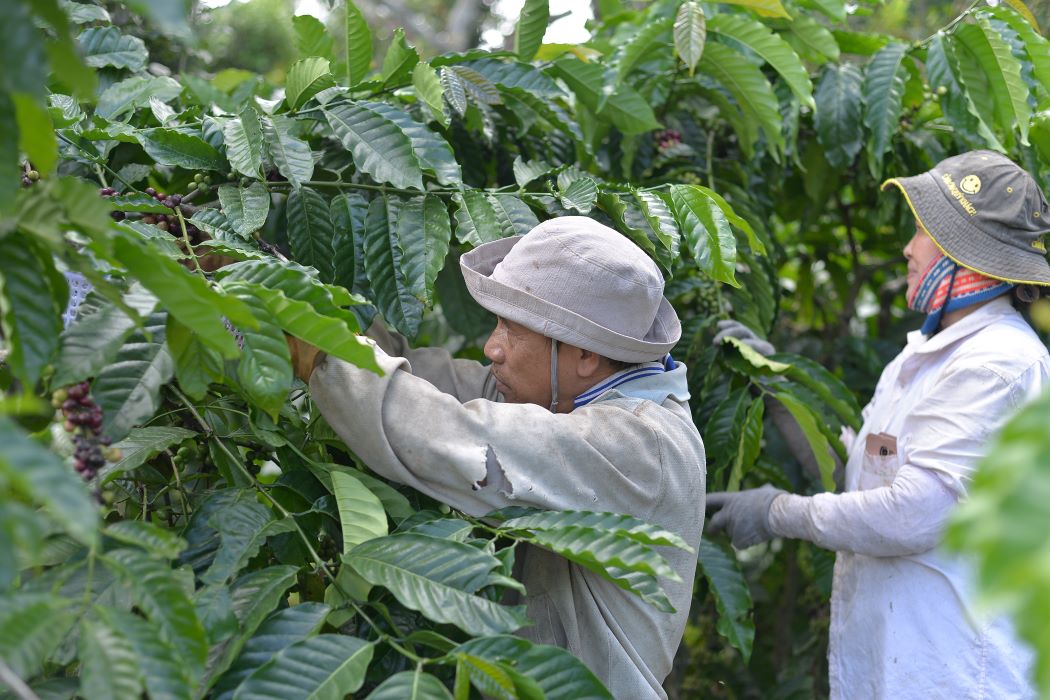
top-left (296, 216), bottom-right (705, 698)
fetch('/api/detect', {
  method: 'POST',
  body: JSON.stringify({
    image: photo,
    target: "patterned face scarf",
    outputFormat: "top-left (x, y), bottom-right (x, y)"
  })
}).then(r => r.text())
top-left (907, 254), bottom-right (1014, 334)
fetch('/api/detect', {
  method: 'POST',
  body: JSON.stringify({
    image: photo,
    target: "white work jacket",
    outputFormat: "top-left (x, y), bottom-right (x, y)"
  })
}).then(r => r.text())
top-left (770, 296), bottom-right (1048, 699)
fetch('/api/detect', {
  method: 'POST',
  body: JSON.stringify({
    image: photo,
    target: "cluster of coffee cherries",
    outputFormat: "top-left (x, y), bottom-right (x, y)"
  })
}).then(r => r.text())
top-left (20, 168), bottom-right (40, 188)
top-left (656, 129), bottom-right (684, 151)
top-left (97, 186), bottom-right (126, 221)
top-left (53, 381), bottom-right (121, 480)
top-left (140, 187), bottom-right (206, 243)
top-left (192, 172), bottom-right (212, 192)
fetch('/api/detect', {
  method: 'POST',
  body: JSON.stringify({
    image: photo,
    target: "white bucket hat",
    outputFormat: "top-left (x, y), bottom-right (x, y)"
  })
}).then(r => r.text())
top-left (460, 216), bottom-right (681, 363)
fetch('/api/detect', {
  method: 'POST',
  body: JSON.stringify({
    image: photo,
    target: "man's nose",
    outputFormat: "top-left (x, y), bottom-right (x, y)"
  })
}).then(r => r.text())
top-left (484, 332), bottom-right (504, 363)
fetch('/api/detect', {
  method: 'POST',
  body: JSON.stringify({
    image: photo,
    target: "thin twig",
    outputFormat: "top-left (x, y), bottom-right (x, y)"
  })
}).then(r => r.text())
top-left (175, 209), bottom-right (206, 278)
top-left (0, 660), bottom-right (40, 700)
top-left (265, 180), bottom-right (456, 197)
top-left (706, 130), bottom-right (715, 190)
top-left (165, 449), bottom-right (192, 517)
top-left (55, 131), bottom-right (136, 192)
top-left (919, 0), bottom-right (981, 45)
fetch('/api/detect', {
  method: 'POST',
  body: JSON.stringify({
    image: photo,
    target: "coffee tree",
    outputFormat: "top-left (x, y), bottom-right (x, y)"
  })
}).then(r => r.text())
top-left (1, 0), bottom-right (1049, 697)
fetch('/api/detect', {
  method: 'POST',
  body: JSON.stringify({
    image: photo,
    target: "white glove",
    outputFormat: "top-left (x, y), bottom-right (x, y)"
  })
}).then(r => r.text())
top-left (706, 485), bottom-right (787, 549)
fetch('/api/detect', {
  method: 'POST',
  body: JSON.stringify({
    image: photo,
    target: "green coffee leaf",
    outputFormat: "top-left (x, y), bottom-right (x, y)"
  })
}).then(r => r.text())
top-left (673, 1), bottom-right (706, 75)
top-left (514, 0), bottom-right (549, 61)
top-left (79, 617), bottom-right (145, 700)
top-left (345, 533), bottom-right (529, 636)
top-left (78, 26), bottom-right (147, 70)
top-left (697, 539), bottom-right (754, 661)
top-left (331, 470), bottom-right (388, 552)
top-left (219, 182), bottom-right (271, 238)
top-left (224, 109), bottom-right (267, 180)
top-left (233, 635), bottom-right (374, 700)
top-left (135, 128), bottom-right (225, 170)
top-left (0, 594), bottom-right (75, 679)
top-left (287, 187), bottom-right (336, 281)
top-left (323, 100), bottom-right (424, 190)
top-left (814, 63), bottom-right (864, 169)
top-left (668, 184), bottom-right (738, 287)
top-left (345, 0), bottom-right (373, 85)
top-left (286, 57), bottom-right (336, 110)
top-left (262, 115), bottom-right (314, 189)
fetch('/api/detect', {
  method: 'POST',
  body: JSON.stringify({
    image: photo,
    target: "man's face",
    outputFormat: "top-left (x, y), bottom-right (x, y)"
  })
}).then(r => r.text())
top-left (903, 220), bottom-right (941, 300)
top-left (483, 317), bottom-right (553, 407)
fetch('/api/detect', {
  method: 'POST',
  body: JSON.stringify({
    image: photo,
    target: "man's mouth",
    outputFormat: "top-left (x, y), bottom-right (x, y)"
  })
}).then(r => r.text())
top-left (491, 372), bottom-right (509, 393)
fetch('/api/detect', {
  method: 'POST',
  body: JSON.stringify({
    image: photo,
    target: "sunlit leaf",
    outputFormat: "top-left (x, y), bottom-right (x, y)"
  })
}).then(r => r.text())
top-left (514, 0), bottom-right (549, 62)
top-left (331, 470), bottom-right (388, 552)
top-left (673, 1), bottom-right (706, 76)
top-left (286, 56), bottom-right (336, 110)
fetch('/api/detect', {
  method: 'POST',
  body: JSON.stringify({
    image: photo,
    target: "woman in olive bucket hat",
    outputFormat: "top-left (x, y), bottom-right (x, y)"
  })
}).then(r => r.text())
top-left (291, 216), bottom-right (705, 699)
top-left (706, 151), bottom-right (1050, 698)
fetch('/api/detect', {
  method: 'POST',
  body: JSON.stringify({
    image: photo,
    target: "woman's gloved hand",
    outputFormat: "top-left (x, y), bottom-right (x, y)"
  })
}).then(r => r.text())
top-left (712, 320), bottom-right (775, 356)
top-left (705, 485), bottom-right (787, 549)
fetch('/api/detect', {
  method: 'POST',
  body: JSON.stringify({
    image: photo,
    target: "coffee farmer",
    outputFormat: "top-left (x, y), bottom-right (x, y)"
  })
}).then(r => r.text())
top-left (289, 217), bottom-right (705, 699)
top-left (709, 151), bottom-right (1050, 698)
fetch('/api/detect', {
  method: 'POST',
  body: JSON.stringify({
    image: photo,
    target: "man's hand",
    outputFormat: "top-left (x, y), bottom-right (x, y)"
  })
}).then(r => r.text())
top-left (712, 319), bottom-right (775, 356)
top-left (706, 485), bottom-right (786, 549)
top-left (286, 335), bottom-right (322, 382)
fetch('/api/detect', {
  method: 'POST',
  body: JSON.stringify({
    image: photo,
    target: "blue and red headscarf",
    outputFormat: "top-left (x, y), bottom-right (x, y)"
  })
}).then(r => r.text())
top-left (907, 254), bottom-right (1014, 334)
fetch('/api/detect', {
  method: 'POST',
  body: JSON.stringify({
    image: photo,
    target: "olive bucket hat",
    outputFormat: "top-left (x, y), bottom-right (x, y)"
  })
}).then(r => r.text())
top-left (882, 150), bottom-right (1050, 286)
top-left (459, 216), bottom-right (681, 363)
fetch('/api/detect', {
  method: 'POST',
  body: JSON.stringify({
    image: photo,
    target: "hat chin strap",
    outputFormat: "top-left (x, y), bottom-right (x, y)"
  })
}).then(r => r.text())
top-left (548, 338), bottom-right (559, 413)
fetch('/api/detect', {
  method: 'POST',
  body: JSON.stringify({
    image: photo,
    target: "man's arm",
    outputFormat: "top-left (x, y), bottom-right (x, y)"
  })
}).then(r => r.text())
top-left (309, 350), bottom-right (688, 518)
top-left (365, 319), bottom-right (497, 402)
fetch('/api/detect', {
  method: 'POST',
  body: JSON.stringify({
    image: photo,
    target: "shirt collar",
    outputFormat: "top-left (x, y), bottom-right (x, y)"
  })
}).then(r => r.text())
top-left (573, 355), bottom-right (690, 409)
top-left (907, 295), bottom-right (1017, 355)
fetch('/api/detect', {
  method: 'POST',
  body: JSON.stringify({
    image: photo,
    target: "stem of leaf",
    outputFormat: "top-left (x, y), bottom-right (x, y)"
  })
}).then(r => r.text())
top-left (349, 601), bottom-right (422, 662)
top-left (175, 209), bottom-right (206, 278)
top-left (706, 130), bottom-right (715, 190)
top-left (79, 548), bottom-right (96, 615)
top-left (920, 0), bottom-right (981, 45)
top-left (165, 449), bottom-right (193, 517)
top-left (0, 659), bottom-right (40, 700)
top-left (267, 180), bottom-right (458, 197)
top-left (54, 131), bottom-right (136, 192)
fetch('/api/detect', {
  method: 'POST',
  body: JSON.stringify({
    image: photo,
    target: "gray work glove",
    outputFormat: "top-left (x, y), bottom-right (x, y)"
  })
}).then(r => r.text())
top-left (712, 319), bottom-right (775, 356)
top-left (705, 485), bottom-right (786, 549)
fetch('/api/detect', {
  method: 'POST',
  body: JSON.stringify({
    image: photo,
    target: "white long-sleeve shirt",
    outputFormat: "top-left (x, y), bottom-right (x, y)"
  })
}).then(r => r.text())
top-left (769, 296), bottom-right (1048, 699)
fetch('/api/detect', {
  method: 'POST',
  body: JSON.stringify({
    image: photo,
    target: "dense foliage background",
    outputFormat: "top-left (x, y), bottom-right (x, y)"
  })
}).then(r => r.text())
top-left (2, 0), bottom-right (1050, 697)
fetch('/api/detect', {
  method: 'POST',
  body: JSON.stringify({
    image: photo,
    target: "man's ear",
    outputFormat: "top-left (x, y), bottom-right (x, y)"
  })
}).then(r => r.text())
top-left (574, 347), bottom-right (604, 378)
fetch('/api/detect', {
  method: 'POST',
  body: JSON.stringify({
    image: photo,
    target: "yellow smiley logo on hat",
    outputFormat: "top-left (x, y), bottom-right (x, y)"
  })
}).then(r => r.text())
top-left (960, 174), bottom-right (981, 194)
